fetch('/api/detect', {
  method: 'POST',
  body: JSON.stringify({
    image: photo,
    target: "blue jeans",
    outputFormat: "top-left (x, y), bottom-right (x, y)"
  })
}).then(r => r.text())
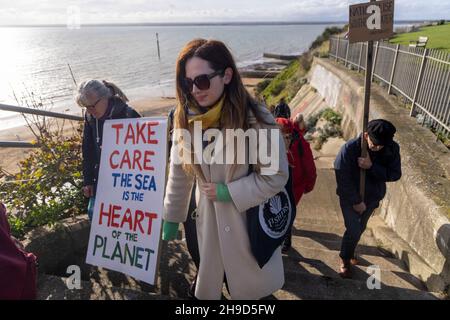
top-left (339, 199), bottom-right (379, 260)
top-left (87, 197), bottom-right (96, 222)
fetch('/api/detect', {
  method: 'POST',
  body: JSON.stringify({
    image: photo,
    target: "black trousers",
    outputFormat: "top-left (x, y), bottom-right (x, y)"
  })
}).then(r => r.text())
top-left (339, 199), bottom-right (379, 260)
top-left (183, 185), bottom-right (200, 269)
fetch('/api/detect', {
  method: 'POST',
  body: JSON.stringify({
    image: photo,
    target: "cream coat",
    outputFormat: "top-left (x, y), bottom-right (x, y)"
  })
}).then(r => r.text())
top-left (163, 104), bottom-right (289, 300)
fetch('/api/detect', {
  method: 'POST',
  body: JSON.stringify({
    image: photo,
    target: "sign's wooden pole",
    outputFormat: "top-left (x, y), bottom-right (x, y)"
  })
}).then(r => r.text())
top-left (349, 0), bottom-right (394, 202)
top-left (359, 41), bottom-right (373, 201)
top-left (359, 0), bottom-right (377, 202)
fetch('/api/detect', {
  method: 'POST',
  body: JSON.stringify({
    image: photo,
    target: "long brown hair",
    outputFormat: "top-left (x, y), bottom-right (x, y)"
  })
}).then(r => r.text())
top-left (174, 39), bottom-right (268, 130)
top-left (173, 39), bottom-right (268, 176)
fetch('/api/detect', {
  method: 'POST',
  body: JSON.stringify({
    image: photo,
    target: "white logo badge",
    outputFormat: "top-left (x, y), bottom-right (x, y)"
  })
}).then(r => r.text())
top-left (258, 189), bottom-right (292, 239)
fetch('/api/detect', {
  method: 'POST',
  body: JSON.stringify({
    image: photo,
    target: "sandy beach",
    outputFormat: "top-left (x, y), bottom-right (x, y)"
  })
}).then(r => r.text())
top-left (0, 78), bottom-right (262, 174)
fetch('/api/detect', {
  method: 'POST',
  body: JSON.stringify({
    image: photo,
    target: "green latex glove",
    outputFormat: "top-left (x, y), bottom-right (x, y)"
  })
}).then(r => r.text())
top-left (216, 183), bottom-right (232, 202)
top-left (162, 221), bottom-right (179, 241)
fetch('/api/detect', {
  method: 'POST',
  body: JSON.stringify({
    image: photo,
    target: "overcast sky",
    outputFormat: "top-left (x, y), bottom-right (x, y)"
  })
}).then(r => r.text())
top-left (0, 0), bottom-right (448, 25)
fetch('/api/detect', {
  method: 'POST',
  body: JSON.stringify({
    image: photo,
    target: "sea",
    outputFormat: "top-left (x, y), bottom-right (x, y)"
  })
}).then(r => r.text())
top-left (0, 23), bottom-right (345, 129)
top-left (1, 22), bottom-right (415, 130)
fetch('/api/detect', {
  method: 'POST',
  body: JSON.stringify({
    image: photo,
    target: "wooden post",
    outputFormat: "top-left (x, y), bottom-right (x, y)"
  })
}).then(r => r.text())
top-left (359, 40), bottom-right (375, 201)
top-left (388, 44), bottom-right (400, 94)
top-left (359, 0), bottom-right (379, 202)
top-left (156, 33), bottom-right (161, 61)
top-left (67, 63), bottom-right (82, 117)
top-left (67, 63), bottom-right (77, 86)
top-left (410, 48), bottom-right (429, 116)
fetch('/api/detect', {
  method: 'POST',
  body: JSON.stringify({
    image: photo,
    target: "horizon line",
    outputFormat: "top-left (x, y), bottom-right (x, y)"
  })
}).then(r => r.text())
top-left (0, 19), bottom-right (441, 28)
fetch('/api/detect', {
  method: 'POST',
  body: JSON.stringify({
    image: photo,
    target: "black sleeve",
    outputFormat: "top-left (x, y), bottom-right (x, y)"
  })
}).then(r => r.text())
top-left (334, 142), bottom-right (362, 205)
top-left (82, 121), bottom-right (96, 186)
top-left (126, 106), bottom-right (142, 118)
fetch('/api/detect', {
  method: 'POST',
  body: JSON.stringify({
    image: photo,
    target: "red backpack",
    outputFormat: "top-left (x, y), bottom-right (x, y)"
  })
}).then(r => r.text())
top-left (0, 203), bottom-right (37, 300)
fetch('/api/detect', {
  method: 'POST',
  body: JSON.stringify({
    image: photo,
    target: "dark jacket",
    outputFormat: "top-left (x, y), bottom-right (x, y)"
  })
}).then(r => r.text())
top-left (273, 102), bottom-right (291, 119)
top-left (82, 96), bottom-right (141, 191)
top-left (334, 134), bottom-right (401, 206)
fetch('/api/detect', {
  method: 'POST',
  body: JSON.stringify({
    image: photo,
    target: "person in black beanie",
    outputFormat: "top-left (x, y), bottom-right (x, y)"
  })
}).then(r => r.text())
top-left (334, 119), bottom-right (402, 278)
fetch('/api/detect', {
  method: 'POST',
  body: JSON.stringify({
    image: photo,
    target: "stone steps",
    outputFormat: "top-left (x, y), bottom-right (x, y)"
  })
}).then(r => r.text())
top-left (283, 222), bottom-right (428, 292)
top-left (37, 239), bottom-right (197, 300)
top-left (37, 274), bottom-right (173, 300)
top-left (284, 244), bottom-right (406, 273)
top-left (282, 255), bottom-right (426, 291)
top-left (289, 233), bottom-right (383, 257)
top-left (292, 221), bottom-right (376, 243)
top-left (272, 271), bottom-right (437, 300)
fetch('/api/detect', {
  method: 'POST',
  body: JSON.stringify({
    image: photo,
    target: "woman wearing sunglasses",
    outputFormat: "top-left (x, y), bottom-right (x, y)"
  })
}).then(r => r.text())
top-left (162, 39), bottom-right (289, 300)
top-left (75, 79), bottom-right (141, 221)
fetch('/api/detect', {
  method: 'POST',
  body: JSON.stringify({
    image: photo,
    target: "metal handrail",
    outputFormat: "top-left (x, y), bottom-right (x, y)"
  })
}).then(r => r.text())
top-left (0, 103), bottom-right (83, 121)
top-left (0, 103), bottom-right (83, 148)
top-left (0, 141), bottom-right (40, 148)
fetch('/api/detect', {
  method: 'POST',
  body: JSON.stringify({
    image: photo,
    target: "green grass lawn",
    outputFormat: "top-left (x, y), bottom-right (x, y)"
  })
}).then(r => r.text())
top-left (390, 23), bottom-right (450, 52)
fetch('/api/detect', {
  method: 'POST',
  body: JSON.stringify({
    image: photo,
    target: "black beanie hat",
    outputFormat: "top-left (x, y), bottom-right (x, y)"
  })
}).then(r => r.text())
top-left (367, 119), bottom-right (396, 146)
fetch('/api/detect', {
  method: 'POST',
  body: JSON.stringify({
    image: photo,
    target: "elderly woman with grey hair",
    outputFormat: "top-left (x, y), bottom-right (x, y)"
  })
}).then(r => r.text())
top-left (75, 80), bottom-right (141, 220)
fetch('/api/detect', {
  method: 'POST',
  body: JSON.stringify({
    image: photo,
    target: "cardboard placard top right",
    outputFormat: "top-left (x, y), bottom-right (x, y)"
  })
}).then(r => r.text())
top-left (349, 0), bottom-right (395, 43)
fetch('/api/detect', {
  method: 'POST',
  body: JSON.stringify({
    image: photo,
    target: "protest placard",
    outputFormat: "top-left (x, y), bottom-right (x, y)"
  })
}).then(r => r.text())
top-left (349, 0), bottom-right (394, 43)
top-left (86, 117), bottom-right (168, 285)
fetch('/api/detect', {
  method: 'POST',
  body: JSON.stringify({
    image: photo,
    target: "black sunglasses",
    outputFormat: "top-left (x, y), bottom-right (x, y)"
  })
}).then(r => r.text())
top-left (183, 69), bottom-right (224, 92)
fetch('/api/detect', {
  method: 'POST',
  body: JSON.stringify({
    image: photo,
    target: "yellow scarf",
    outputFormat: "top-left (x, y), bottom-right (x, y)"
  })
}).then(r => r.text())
top-left (188, 95), bottom-right (225, 130)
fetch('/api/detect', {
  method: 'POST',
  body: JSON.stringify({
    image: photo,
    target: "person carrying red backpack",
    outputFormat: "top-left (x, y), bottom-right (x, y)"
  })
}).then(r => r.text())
top-left (276, 118), bottom-right (317, 253)
top-left (0, 203), bottom-right (37, 300)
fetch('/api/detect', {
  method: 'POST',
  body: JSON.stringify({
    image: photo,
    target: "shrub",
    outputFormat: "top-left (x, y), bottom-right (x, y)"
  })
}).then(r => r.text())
top-left (306, 112), bottom-right (320, 130)
top-left (255, 79), bottom-right (272, 95)
top-left (299, 52), bottom-right (312, 72)
top-left (308, 109), bottom-right (343, 150)
top-left (271, 80), bottom-right (286, 96)
top-left (320, 108), bottom-right (342, 126)
top-left (309, 26), bottom-right (345, 51)
top-left (0, 92), bottom-right (86, 238)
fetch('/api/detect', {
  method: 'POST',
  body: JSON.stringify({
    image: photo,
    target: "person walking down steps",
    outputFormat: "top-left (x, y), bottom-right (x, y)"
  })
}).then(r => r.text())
top-left (75, 80), bottom-right (141, 221)
top-left (275, 117), bottom-right (317, 253)
top-left (273, 98), bottom-right (291, 119)
top-left (334, 119), bottom-right (401, 278)
top-left (162, 39), bottom-right (289, 300)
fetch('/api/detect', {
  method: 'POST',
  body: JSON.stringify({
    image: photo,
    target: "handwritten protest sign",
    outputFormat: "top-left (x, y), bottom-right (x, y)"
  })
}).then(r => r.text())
top-left (349, 0), bottom-right (394, 43)
top-left (86, 117), bottom-right (168, 285)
